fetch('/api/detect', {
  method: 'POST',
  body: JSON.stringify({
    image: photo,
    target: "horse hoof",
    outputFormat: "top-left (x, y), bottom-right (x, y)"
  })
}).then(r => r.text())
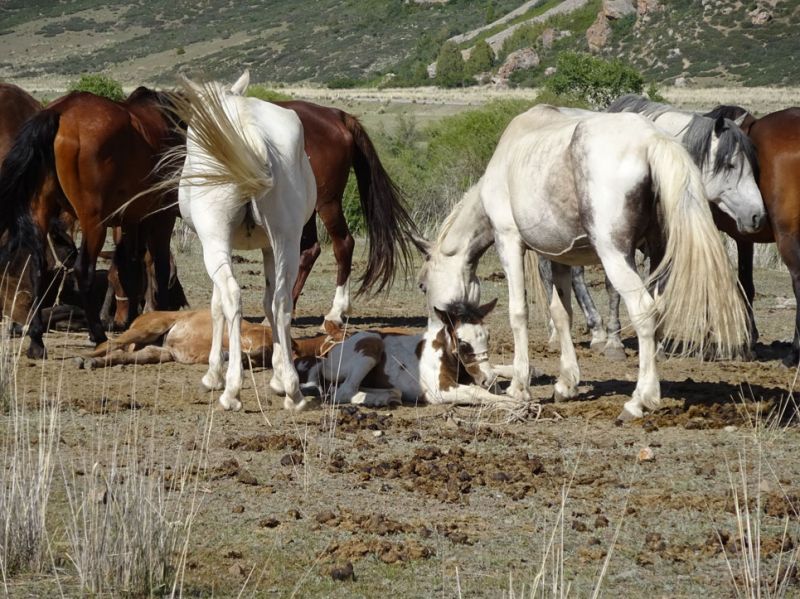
top-left (219, 396), bottom-right (242, 411)
top-left (603, 346), bottom-right (627, 361)
top-left (590, 338), bottom-right (607, 353)
top-left (546, 339), bottom-right (560, 353)
top-left (73, 357), bottom-right (85, 370)
top-left (269, 377), bottom-right (287, 397)
top-left (198, 380), bottom-right (221, 393)
top-left (616, 406), bottom-right (641, 423)
top-left (27, 344), bottom-right (47, 360)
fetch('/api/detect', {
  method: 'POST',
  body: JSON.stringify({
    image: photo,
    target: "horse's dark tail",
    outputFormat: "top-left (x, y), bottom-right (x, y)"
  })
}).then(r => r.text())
top-left (344, 113), bottom-right (419, 296)
top-left (0, 110), bottom-right (60, 264)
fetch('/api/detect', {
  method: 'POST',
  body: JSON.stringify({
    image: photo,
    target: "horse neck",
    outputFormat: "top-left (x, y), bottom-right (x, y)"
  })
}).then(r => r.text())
top-left (438, 183), bottom-right (494, 263)
top-left (422, 320), bottom-right (463, 382)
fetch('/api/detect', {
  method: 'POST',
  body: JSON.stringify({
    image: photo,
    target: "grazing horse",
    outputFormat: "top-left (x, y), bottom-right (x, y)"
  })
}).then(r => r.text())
top-left (540, 97), bottom-right (764, 359)
top-left (704, 105), bottom-right (800, 365)
top-left (172, 71), bottom-right (316, 412)
top-left (0, 86), bottom-right (183, 358)
top-left (417, 105), bottom-right (749, 421)
top-left (274, 100), bottom-right (417, 326)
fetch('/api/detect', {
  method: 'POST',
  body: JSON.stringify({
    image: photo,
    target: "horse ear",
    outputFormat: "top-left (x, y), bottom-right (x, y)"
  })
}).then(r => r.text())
top-left (433, 306), bottom-right (450, 326)
top-left (411, 234), bottom-right (432, 259)
top-left (230, 70), bottom-right (250, 96)
top-left (733, 113), bottom-right (748, 128)
top-left (478, 297), bottom-right (498, 318)
top-left (179, 75), bottom-right (203, 96)
top-left (713, 115), bottom-right (728, 137)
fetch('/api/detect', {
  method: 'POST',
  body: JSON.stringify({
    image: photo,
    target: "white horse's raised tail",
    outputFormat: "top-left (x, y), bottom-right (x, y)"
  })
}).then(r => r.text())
top-left (418, 105), bottom-right (749, 421)
top-left (174, 71), bottom-right (316, 411)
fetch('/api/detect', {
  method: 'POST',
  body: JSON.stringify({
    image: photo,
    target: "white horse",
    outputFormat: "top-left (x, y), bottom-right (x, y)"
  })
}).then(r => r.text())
top-left (296, 300), bottom-right (516, 407)
top-left (175, 72), bottom-right (316, 411)
top-left (417, 105), bottom-right (750, 421)
top-left (540, 98), bottom-right (765, 359)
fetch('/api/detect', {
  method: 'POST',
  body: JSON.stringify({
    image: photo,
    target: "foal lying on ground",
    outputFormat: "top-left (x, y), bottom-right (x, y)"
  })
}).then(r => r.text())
top-left (76, 303), bottom-right (517, 409)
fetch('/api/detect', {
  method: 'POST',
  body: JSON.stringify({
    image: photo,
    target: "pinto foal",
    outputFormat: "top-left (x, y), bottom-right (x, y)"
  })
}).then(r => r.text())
top-left (77, 302), bottom-right (514, 409)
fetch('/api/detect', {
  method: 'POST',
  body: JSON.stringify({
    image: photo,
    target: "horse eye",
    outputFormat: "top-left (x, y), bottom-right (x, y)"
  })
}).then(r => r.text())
top-left (418, 282), bottom-right (426, 292)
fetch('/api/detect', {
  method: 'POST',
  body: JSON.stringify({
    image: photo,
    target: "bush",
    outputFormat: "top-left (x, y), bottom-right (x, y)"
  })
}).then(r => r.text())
top-left (544, 51), bottom-right (643, 108)
top-left (245, 85), bottom-right (292, 102)
top-left (436, 41), bottom-right (465, 87)
top-left (68, 74), bottom-right (125, 102)
top-left (465, 39), bottom-right (495, 77)
top-left (326, 76), bottom-right (360, 89)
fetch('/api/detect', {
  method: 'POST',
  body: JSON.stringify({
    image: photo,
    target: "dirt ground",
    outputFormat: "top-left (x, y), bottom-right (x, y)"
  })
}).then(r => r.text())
top-left (7, 240), bottom-right (800, 597)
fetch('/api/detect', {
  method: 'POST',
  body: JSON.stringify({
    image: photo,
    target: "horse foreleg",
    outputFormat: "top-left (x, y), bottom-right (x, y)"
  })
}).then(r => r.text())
top-left (81, 345), bottom-right (173, 369)
top-left (777, 235), bottom-right (800, 367)
top-left (144, 212), bottom-right (176, 312)
top-left (319, 334), bottom-right (382, 404)
top-left (550, 263), bottom-right (580, 402)
top-left (495, 234), bottom-right (531, 402)
top-left (571, 266), bottom-right (606, 350)
top-left (736, 239), bottom-right (758, 353)
top-left (537, 256), bottom-right (559, 351)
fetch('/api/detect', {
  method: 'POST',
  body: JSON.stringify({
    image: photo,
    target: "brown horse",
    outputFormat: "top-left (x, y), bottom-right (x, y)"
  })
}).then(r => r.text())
top-left (0, 87), bottom-right (182, 358)
top-left (0, 83), bottom-right (41, 159)
top-left (706, 105), bottom-right (800, 364)
top-left (274, 100), bottom-right (417, 326)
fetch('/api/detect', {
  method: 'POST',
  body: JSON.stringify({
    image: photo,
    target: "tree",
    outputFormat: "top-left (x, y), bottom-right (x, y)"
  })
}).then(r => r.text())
top-left (465, 39), bottom-right (495, 76)
top-left (68, 74), bottom-right (124, 101)
top-left (485, 0), bottom-right (495, 24)
top-left (544, 52), bottom-right (644, 108)
top-left (436, 41), bottom-right (465, 88)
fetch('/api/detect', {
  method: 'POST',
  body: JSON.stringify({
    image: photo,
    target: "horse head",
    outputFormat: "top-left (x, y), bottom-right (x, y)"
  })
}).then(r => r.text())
top-left (685, 114), bottom-right (765, 234)
top-left (434, 299), bottom-right (498, 389)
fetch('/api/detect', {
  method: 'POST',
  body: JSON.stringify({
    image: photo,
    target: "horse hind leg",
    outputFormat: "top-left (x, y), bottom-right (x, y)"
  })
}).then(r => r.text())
top-left (292, 216), bottom-right (322, 311)
top-left (598, 249), bottom-right (659, 421)
top-left (318, 203), bottom-right (354, 328)
top-left (602, 275), bottom-right (627, 361)
top-left (550, 262), bottom-right (580, 402)
top-left (571, 265), bottom-right (607, 351)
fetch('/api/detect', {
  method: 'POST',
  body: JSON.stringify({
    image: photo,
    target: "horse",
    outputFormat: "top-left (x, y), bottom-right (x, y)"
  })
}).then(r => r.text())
top-left (0, 86), bottom-right (183, 358)
top-left (702, 105), bottom-right (800, 365)
top-left (296, 299), bottom-right (515, 407)
top-left (417, 105), bottom-right (750, 421)
top-left (274, 100), bottom-right (417, 326)
top-left (0, 82), bottom-right (41, 160)
top-left (538, 96), bottom-right (764, 360)
top-left (74, 309), bottom-right (340, 370)
top-left (170, 71), bottom-right (317, 412)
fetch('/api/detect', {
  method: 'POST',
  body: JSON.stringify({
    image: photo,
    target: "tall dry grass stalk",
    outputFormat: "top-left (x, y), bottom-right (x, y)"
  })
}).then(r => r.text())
top-left (0, 319), bottom-right (60, 584)
top-left (61, 403), bottom-right (211, 596)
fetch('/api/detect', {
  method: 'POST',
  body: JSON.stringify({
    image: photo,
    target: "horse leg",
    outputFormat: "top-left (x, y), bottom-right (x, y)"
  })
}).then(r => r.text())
top-left (736, 239), bottom-right (758, 356)
top-left (320, 336), bottom-right (382, 404)
top-left (292, 216), bottom-right (321, 310)
top-left (495, 234), bottom-right (531, 402)
top-left (550, 262), bottom-right (580, 402)
top-left (537, 256), bottom-right (559, 351)
top-left (144, 212), bottom-right (175, 311)
top-left (319, 204), bottom-right (354, 328)
top-left (82, 345), bottom-right (173, 369)
top-left (571, 265), bottom-right (607, 351)
top-left (74, 224), bottom-right (108, 345)
top-left (200, 247), bottom-right (242, 411)
top-left (24, 240), bottom-right (48, 359)
top-left (603, 275), bottom-right (627, 361)
top-left (776, 235), bottom-right (800, 367)
top-left (265, 226), bottom-right (305, 410)
top-left (113, 226), bottom-right (145, 327)
top-left (598, 250), bottom-right (659, 421)
top-left (260, 247), bottom-right (284, 389)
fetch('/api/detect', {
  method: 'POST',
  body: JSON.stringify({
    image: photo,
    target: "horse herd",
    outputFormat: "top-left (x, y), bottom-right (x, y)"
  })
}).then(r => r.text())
top-left (1, 72), bottom-right (798, 422)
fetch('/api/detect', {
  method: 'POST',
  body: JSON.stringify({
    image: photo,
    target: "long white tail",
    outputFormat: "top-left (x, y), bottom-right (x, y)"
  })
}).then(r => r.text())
top-left (175, 78), bottom-right (273, 202)
top-left (646, 134), bottom-right (749, 358)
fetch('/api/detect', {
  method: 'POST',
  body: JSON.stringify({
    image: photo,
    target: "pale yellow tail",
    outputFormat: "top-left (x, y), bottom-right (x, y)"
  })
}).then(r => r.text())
top-left (646, 134), bottom-right (749, 358)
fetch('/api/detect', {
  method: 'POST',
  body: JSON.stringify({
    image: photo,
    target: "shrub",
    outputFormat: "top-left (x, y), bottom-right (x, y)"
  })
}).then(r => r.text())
top-left (327, 76), bottom-right (360, 89)
top-left (435, 41), bottom-right (465, 87)
top-left (68, 74), bottom-right (125, 102)
top-left (465, 39), bottom-right (495, 77)
top-left (544, 51), bottom-right (643, 108)
top-left (245, 85), bottom-right (292, 102)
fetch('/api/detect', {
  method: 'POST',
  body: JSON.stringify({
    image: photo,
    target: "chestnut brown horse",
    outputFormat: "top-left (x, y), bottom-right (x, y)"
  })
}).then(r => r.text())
top-left (705, 105), bottom-right (800, 365)
top-left (0, 87), bottom-right (182, 358)
top-left (0, 83), bottom-right (41, 160)
top-left (274, 100), bottom-right (417, 326)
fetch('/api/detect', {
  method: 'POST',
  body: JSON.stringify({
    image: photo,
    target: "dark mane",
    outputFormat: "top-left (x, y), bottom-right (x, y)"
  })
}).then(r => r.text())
top-left (443, 301), bottom-right (486, 325)
top-left (609, 94), bottom-right (758, 176)
top-left (705, 105), bottom-right (750, 121)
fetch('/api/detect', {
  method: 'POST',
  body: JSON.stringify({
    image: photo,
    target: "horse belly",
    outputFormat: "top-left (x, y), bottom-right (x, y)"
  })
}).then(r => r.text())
top-left (165, 321), bottom-right (212, 364)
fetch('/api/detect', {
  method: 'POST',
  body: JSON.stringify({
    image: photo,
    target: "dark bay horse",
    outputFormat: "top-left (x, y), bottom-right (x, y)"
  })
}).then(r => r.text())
top-left (705, 105), bottom-right (800, 365)
top-left (0, 87), bottom-right (182, 358)
top-left (274, 100), bottom-right (417, 326)
top-left (0, 83), bottom-right (41, 159)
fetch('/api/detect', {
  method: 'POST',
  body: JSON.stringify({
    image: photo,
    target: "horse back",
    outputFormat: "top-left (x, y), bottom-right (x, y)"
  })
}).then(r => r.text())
top-left (0, 83), bottom-right (41, 159)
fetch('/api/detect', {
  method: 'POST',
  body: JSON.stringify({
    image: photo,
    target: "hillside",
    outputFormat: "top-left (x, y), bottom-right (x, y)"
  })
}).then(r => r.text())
top-left (0, 0), bottom-right (797, 87)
